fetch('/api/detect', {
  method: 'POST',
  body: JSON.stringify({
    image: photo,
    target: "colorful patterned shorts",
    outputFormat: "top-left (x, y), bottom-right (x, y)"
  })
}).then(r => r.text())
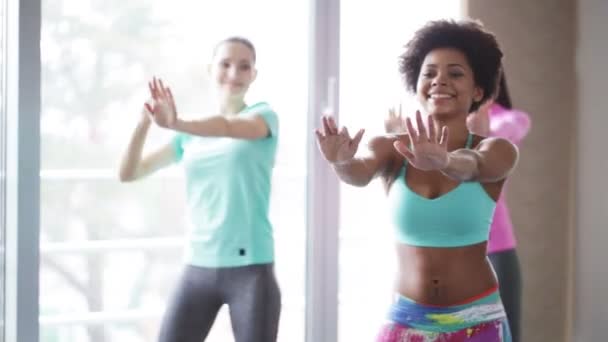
top-left (377, 287), bottom-right (512, 341)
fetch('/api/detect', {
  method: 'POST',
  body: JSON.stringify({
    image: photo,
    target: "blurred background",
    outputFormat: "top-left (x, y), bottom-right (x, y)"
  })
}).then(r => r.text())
top-left (1, 0), bottom-right (606, 341)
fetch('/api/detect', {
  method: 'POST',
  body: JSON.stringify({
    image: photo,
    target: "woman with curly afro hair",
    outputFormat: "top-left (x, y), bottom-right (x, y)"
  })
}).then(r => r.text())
top-left (316, 20), bottom-right (516, 341)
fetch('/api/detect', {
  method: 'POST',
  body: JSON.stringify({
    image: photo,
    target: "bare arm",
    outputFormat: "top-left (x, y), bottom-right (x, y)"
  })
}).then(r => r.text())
top-left (331, 136), bottom-right (395, 186)
top-left (394, 111), bottom-right (517, 183)
top-left (315, 115), bottom-right (395, 187)
top-left (118, 115), bottom-right (176, 182)
top-left (440, 137), bottom-right (518, 183)
top-left (172, 114), bottom-right (271, 140)
top-left (146, 78), bottom-right (274, 140)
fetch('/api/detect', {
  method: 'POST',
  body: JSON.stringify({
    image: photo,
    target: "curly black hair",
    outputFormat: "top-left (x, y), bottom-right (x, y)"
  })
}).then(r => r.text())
top-left (399, 19), bottom-right (503, 112)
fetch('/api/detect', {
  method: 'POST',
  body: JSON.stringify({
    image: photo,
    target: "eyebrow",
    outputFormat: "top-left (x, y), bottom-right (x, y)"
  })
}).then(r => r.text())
top-left (424, 63), bottom-right (465, 68)
top-left (219, 58), bottom-right (252, 64)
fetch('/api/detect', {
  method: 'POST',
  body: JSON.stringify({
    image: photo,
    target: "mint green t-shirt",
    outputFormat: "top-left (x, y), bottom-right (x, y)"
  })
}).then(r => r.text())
top-left (171, 102), bottom-right (279, 267)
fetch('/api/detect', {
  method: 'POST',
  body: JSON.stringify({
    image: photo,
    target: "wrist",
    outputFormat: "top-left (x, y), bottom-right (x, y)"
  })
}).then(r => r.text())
top-left (138, 116), bottom-right (152, 129)
top-left (439, 152), bottom-right (452, 172)
top-left (331, 157), bottom-right (354, 167)
top-left (170, 117), bottom-right (186, 131)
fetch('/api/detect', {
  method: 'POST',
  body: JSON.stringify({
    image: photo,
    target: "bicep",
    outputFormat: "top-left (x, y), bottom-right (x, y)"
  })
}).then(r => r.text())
top-left (136, 143), bottom-right (177, 179)
top-left (227, 112), bottom-right (277, 140)
top-left (475, 137), bottom-right (519, 182)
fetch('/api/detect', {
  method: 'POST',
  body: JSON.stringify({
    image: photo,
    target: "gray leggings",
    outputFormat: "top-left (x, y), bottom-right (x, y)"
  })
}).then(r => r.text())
top-left (489, 249), bottom-right (522, 342)
top-left (158, 263), bottom-right (281, 342)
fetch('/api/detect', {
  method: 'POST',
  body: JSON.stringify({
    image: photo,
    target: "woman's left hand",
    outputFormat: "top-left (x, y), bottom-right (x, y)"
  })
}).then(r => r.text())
top-left (393, 111), bottom-right (449, 171)
top-left (466, 103), bottom-right (491, 136)
top-left (145, 77), bottom-right (178, 129)
top-left (384, 105), bottom-right (407, 134)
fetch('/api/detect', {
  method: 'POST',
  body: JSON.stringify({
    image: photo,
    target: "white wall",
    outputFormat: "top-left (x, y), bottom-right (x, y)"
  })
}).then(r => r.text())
top-left (575, 0), bottom-right (608, 341)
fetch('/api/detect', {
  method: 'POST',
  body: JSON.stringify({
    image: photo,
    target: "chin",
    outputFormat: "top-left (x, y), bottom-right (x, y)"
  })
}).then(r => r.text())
top-left (217, 88), bottom-right (245, 99)
top-left (427, 105), bottom-right (467, 118)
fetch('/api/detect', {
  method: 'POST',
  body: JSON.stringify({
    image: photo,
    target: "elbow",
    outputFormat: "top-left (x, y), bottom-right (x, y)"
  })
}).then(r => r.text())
top-left (118, 170), bottom-right (135, 183)
top-left (340, 175), bottom-right (372, 187)
top-left (352, 177), bottom-right (373, 187)
top-left (224, 118), bottom-right (269, 140)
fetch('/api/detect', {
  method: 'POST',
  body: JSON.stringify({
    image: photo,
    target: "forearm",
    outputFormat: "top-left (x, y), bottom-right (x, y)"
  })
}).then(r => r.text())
top-left (119, 119), bottom-right (151, 181)
top-left (172, 116), bottom-right (230, 137)
top-left (331, 158), bottom-right (377, 187)
top-left (439, 149), bottom-right (481, 182)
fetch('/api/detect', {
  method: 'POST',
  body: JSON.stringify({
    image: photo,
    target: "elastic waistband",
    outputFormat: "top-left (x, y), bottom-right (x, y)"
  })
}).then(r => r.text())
top-left (397, 284), bottom-right (499, 308)
top-left (389, 286), bottom-right (506, 333)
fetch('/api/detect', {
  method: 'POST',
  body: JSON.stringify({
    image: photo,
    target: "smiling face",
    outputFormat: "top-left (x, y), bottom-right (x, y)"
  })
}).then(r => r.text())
top-left (208, 41), bottom-right (257, 99)
top-left (416, 47), bottom-right (483, 118)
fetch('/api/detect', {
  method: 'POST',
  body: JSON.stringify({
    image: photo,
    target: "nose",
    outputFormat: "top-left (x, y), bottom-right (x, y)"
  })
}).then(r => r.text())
top-left (227, 66), bottom-right (239, 80)
top-left (431, 72), bottom-right (448, 86)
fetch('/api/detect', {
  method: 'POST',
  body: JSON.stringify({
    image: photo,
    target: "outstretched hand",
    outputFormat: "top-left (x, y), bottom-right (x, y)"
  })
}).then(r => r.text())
top-left (466, 106), bottom-right (490, 136)
top-left (315, 115), bottom-right (365, 165)
top-left (384, 104), bottom-right (407, 134)
top-left (144, 77), bottom-right (178, 129)
top-left (393, 111), bottom-right (449, 171)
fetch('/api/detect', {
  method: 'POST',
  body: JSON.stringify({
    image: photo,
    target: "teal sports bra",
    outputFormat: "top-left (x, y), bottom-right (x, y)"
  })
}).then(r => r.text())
top-left (387, 133), bottom-right (496, 247)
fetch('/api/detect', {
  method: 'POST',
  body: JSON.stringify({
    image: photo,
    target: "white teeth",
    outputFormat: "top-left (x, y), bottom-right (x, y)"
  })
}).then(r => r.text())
top-left (429, 94), bottom-right (452, 99)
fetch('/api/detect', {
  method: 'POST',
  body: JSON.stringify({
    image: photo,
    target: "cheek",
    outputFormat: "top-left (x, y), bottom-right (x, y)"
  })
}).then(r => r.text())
top-left (416, 91), bottom-right (426, 103)
top-left (210, 68), bottom-right (223, 80)
top-left (415, 83), bottom-right (428, 100)
top-left (240, 72), bottom-right (254, 84)
top-left (416, 79), bottom-right (430, 94)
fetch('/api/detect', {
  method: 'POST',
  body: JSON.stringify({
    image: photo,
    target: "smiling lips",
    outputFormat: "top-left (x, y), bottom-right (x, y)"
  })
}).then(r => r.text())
top-left (225, 83), bottom-right (243, 90)
top-left (428, 93), bottom-right (455, 99)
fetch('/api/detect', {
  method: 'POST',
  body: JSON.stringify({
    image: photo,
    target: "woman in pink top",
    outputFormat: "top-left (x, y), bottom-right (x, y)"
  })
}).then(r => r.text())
top-left (467, 72), bottom-right (531, 342)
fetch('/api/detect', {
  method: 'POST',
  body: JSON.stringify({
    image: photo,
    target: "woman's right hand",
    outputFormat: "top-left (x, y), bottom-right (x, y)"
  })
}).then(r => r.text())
top-left (315, 115), bottom-right (365, 164)
top-left (145, 77), bottom-right (178, 129)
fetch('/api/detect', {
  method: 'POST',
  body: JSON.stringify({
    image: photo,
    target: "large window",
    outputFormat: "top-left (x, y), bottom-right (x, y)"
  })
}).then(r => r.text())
top-left (338, 2), bottom-right (461, 341)
top-left (39, 1), bottom-right (308, 341)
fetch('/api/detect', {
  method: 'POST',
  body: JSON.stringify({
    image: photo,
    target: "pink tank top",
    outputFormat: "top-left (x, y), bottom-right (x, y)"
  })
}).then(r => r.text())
top-left (486, 104), bottom-right (531, 253)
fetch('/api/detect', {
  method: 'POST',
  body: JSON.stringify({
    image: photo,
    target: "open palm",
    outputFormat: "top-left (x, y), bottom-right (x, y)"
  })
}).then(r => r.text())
top-left (145, 76), bottom-right (178, 129)
top-left (393, 111), bottom-right (449, 171)
top-left (315, 115), bottom-right (365, 164)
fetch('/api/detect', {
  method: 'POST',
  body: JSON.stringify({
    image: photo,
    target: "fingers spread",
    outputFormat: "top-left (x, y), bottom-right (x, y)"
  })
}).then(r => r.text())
top-left (314, 129), bottom-right (325, 141)
top-left (339, 126), bottom-right (350, 138)
top-left (322, 116), bottom-right (332, 136)
top-left (405, 117), bottom-right (418, 142)
top-left (427, 114), bottom-right (436, 142)
top-left (439, 126), bottom-right (449, 147)
top-left (351, 128), bottom-right (365, 148)
top-left (327, 116), bottom-right (339, 134)
top-left (415, 110), bottom-right (427, 140)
